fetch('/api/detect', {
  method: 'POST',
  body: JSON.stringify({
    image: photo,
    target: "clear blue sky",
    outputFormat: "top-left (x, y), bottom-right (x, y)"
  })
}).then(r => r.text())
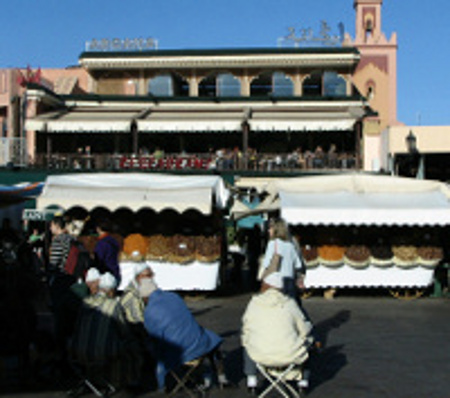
top-left (1, 0), bottom-right (449, 126)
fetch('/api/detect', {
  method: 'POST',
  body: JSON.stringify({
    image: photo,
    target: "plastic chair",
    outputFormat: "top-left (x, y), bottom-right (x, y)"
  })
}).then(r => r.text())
top-left (256, 362), bottom-right (304, 398)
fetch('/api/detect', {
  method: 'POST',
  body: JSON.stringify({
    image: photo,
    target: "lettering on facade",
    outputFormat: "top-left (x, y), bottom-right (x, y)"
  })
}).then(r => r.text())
top-left (85, 37), bottom-right (159, 52)
top-left (278, 21), bottom-right (344, 47)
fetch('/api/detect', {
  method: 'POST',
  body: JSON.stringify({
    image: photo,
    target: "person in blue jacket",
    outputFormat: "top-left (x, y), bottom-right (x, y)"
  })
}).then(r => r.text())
top-left (140, 278), bottom-right (230, 391)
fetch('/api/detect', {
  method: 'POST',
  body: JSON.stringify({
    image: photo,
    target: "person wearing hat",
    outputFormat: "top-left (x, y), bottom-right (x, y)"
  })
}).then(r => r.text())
top-left (241, 272), bottom-right (314, 394)
top-left (71, 271), bottom-right (135, 389)
top-left (118, 263), bottom-right (155, 387)
top-left (139, 279), bottom-right (232, 391)
top-left (98, 271), bottom-right (118, 298)
top-left (85, 267), bottom-right (101, 295)
top-left (120, 263), bottom-right (154, 325)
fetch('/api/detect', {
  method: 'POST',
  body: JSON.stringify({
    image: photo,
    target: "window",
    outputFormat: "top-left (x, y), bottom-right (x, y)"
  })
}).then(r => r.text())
top-left (250, 72), bottom-right (272, 96)
top-left (217, 73), bottom-right (241, 97)
top-left (199, 75), bottom-right (216, 97)
top-left (323, 72), bottom-right (346, 97)
top-left (272, 72), bottom-right (294, 97)
top-left (302, 71), bottom-right (322, 96)
top-left (148, 74), bottom-right (173, 97)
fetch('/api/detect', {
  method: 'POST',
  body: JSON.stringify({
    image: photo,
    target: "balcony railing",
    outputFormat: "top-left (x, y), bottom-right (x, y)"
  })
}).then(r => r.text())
top-left (33, 152), bottom-right (358, 172)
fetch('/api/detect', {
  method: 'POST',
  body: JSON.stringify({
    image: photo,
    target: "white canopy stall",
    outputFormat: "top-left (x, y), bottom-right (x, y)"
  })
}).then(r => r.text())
top-left (268, 174), bottom-right (450, 289)
top-left (37, 173), bottom-right (230, 291)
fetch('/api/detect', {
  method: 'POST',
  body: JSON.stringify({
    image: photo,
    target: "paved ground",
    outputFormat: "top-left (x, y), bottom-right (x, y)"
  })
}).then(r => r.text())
top-left (1, 291), bottom-right (449, 398)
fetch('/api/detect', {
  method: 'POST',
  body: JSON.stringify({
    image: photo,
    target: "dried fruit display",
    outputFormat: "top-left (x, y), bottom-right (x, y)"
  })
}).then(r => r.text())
top-left (123, 233), bottom-right (149, 256)
top-left (166, 235), bottom-right (196, 264)
top-left (417, 246), bottom-right (443, 267)
top-left (392, 245), bottom-right (418, 267)
top-left (195, 235), bottom-right (221, 262)
top-left (146, 234), bottom-right (171, 262)
top-left (318, 245), bottom-right (345, 267)
top-left (301, 245), bottom-right (319, 268)
top-left (345, 245), bottom-right (371, 268)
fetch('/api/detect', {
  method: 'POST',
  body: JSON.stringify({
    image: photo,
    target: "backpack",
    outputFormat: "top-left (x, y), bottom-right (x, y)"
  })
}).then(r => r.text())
top-left (64, 240), bottom-right (93, 280)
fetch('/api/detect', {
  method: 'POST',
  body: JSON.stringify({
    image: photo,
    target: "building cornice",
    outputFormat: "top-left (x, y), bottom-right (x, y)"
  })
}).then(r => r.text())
top-left (79, 48), bottom-right (360, 71)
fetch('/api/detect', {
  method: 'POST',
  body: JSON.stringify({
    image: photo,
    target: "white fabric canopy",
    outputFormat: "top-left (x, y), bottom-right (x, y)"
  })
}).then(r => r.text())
top-left (271, 174), bottom-right (450, 226)
top-left (37, 173), bottom-right (230, 214)
top-left (249, 119), bottom-right (355, 132)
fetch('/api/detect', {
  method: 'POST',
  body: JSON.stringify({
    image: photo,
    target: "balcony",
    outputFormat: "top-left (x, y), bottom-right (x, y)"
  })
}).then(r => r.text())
top-left (33, 151), bottom-right (358, 173)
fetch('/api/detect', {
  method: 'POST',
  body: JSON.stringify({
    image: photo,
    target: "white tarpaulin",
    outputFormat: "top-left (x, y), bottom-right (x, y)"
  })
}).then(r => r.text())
top-left (270, 174), bottom-right (450, 226)
top-left (37, 173), bottom-right (230, 214)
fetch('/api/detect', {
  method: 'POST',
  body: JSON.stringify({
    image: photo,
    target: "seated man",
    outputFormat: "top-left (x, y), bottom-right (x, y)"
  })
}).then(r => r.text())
top-left (242, 272), bottom-right (314, 393)
top-left (70, 272), bottom-right (134, 388)
top-left (139, 278), bottom-right (230, 391)
top-left (119, 263), bottom-right (155, 386)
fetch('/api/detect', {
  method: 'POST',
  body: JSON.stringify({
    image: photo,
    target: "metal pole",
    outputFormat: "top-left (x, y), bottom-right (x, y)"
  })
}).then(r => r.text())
top-left (242, 121), bottom-right (249, 170)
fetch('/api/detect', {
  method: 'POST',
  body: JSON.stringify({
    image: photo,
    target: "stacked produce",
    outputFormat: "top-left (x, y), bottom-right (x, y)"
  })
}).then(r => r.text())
top-left (195, 235), bottom-right (221, 262)
top-left (370, 243), bottom-right (394, 267)
top-left (146, 235), bottom-right (171, 262)
top-left (301, 245), bottom-right (319, 268)
top-left (166, 235), bottom-right (196, 264)
top-left (417, 246), bottom-right (443, 267)
top-left (392, 245), bottom-right (418, 268)
top-left (317, 245), bottom-right (346, 267)
top-left (122, 233), bottom-right (149, 261)
top-left (344, 245), bottom-right (371, 268)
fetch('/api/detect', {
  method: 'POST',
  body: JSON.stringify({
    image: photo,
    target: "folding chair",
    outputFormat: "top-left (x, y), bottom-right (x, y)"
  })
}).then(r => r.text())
top-left (256, 362), bottom-right (304, 398)
top-left (167, 355), bottom-right (207, 398)
top-left (67, 359), bottom-right (116, 398)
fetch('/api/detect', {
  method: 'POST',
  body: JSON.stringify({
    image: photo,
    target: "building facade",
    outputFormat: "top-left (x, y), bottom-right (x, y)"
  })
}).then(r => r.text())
top-left (5, 0), bottom-right (447, 178)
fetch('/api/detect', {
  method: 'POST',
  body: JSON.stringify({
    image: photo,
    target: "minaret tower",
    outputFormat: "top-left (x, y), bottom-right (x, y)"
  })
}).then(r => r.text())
top-left (344, 0), bottom-right (398, 170)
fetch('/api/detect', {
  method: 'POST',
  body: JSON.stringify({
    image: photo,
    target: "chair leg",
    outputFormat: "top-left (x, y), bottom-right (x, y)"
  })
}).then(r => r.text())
top-left (256, 363), bottom-right (301, 398)
top-left (168, 364), bottom-right (201, 398)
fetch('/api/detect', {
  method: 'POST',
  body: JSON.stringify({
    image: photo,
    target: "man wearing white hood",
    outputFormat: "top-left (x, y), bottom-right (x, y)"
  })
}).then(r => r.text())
top-left (120, 262), bottom-right (154, 325)
top-left (242, 272), bottom-right (314, 394)
top-left (118, 263), bottom-right (155, 388)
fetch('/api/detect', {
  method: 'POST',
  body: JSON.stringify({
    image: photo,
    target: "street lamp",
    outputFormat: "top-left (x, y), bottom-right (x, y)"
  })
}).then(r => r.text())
top-left (402, 130), bottom-right (422, 178)
top-left (406, 130), bottom-right (417, 154)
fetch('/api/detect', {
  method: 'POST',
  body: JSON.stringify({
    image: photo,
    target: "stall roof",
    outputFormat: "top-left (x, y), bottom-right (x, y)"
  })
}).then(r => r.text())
top-left (0, 182), bottom-right (44, 207)
top-left (270, 174), bottom-right (450, 226)
top-left (36, 173), bottom-right (229, 214)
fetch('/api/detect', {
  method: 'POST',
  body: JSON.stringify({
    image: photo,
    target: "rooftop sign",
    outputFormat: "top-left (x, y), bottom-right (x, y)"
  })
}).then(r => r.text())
top-left (278, 21), bottom-right (345, 47)
top-left (85, 37), bottom-right (159, 52)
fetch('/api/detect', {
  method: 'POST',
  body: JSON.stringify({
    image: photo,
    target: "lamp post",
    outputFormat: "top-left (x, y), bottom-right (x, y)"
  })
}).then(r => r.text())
top-left (403, 130), bottom-right (422, 178)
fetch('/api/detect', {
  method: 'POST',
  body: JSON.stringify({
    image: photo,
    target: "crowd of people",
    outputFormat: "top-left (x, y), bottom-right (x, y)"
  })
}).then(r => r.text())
top-left (0, 214), bottom-right (317, 395)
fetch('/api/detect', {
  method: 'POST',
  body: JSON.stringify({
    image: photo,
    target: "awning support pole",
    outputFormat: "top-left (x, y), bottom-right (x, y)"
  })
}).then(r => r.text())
top-left (131, 121), bottom-right (138, 155)
top-left (242, 121), bottom-right (249, 171)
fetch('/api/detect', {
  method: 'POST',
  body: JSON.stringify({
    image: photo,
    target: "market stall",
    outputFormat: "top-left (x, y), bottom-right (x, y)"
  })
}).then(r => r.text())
top-left (35, 173), bottom-right (230, 291)
top-left (266, 174), bottom-right (450, 290)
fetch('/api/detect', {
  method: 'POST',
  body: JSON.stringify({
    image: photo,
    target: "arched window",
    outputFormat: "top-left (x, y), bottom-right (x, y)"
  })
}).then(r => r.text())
top-left (272, 72), bottom-right (294, 97)
top-left (148, 74), bottom-right (173, 96)
top-left (323, 72), bottom-right (347, 97)
top-left (302, 71), bottom-right (322, 96)
top-left (217, 73), bottom-right (241, 97)
top-left (198, 75), bottom-right (216, 97)
top-left (250, 72), bottom-right (272, 96)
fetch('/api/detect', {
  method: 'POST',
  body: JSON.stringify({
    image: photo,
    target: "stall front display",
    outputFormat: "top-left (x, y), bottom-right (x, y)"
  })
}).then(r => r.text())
top-left (118, 234), bottom-right (222, 290)
top-left (35, 173), bottom-right (230, 291)
top-left (269, 174), bottom-right (450, 290)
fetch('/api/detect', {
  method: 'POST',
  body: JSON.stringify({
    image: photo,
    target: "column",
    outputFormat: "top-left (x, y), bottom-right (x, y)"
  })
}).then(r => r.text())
top-left (137, 70), bottom-right (147, 95)
top-left (25, 98), bottom-right (37, 164)
top-left (188, 76), bottom-right (199, 97)
top-left (240, 75), bottom-right (251, 97)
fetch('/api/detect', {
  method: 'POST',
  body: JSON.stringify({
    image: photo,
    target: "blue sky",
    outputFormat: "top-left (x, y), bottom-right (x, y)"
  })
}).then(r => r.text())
top-left (1, 0), bottom-right (448, 126)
